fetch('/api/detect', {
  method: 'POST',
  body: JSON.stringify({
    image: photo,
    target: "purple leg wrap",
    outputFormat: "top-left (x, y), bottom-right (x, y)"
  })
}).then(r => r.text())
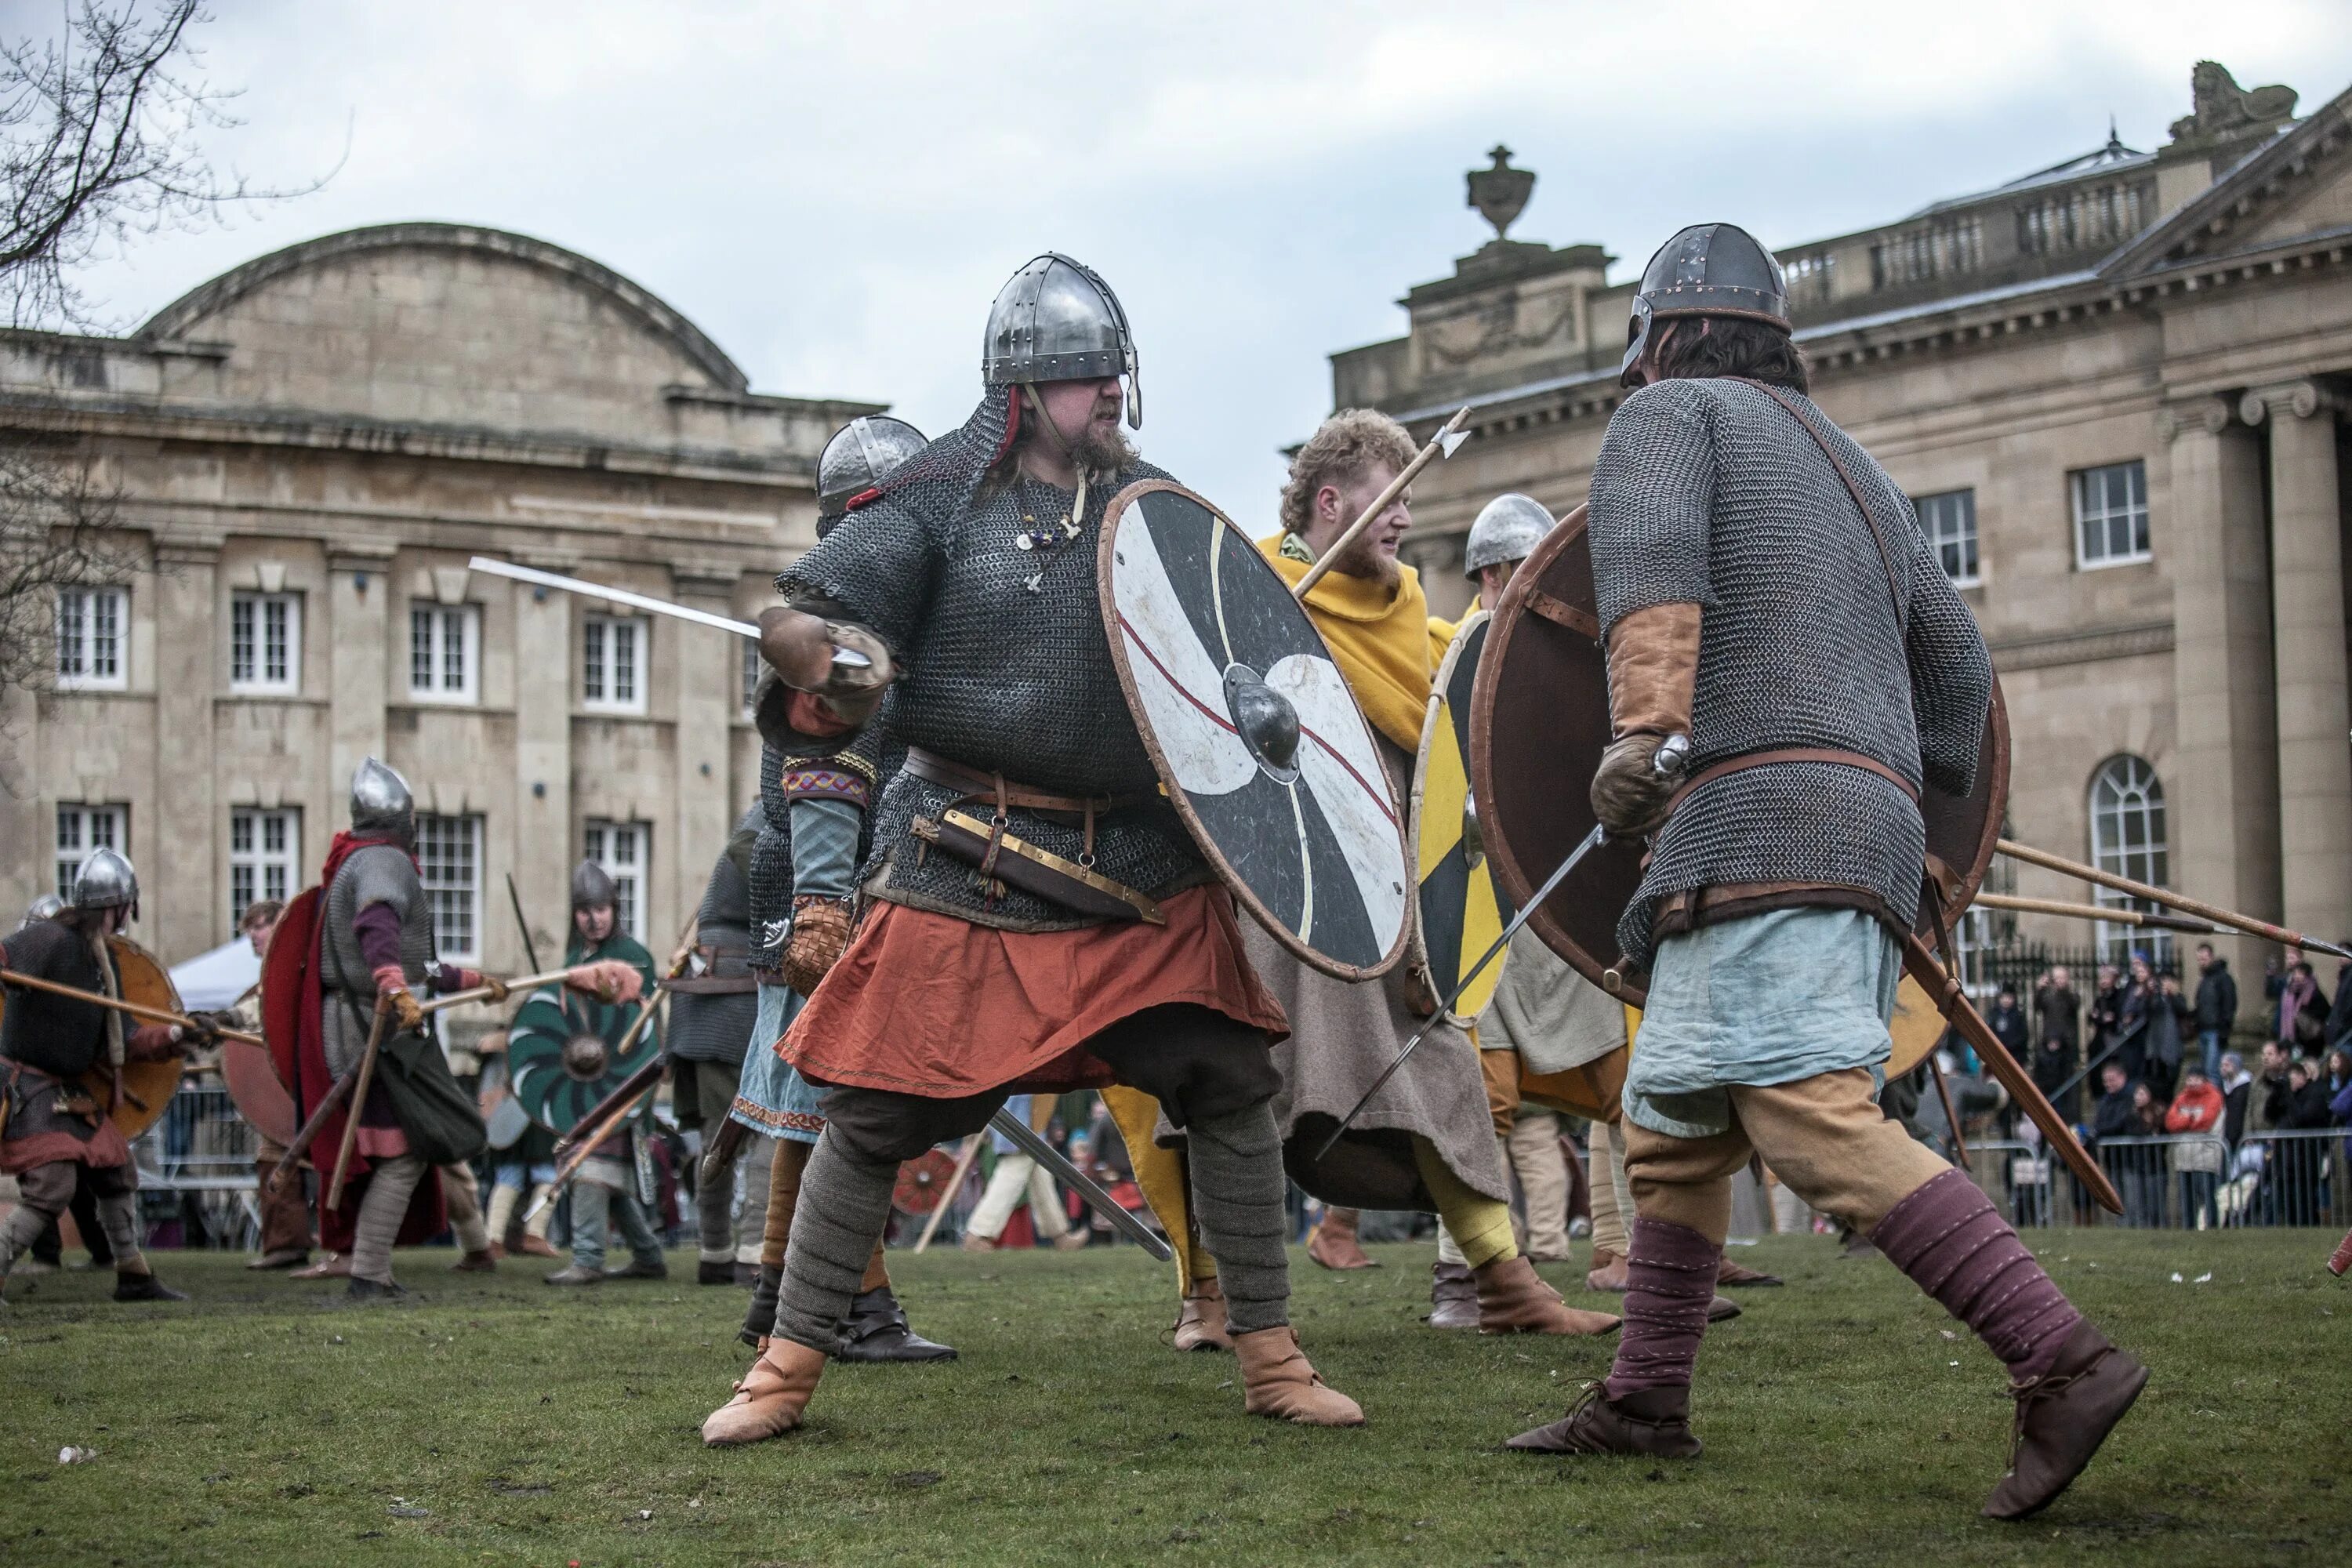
top-left (1869, 1167), bottom-right (2081, 1384)
top-left (1602, 1217), bottom-right (1719, 1399)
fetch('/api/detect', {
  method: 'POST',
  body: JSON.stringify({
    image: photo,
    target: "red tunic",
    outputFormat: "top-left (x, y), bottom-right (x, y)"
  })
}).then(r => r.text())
top-left (780, 885), bottom-right (1287, 1098)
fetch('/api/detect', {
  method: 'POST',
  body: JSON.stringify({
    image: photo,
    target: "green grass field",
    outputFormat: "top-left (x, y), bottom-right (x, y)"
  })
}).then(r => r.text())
top-left (2, 1229), bottom-right (2346, 1566)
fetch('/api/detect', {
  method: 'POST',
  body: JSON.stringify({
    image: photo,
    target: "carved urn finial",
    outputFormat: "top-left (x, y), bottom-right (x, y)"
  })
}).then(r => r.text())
top-left (1466, 145), bottom-right (1536, 241)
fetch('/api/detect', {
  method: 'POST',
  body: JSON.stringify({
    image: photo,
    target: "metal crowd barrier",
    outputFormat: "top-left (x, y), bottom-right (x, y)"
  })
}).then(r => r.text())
top-left (133, 1071), bottom-right (261, 1250)
top-left (1965, 1130), bottom-right (2347, 1230)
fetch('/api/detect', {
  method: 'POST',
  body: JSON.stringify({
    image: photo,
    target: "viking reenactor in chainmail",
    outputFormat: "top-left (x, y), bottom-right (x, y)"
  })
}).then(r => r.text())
top-left (287, 760), bottom-right (595, 1298)
top-left (0, 851), bottom-right (194, 1304)
top-left (1136, 416), bottom-right (1614, 1343)
top-left (725, 413), bottom-right (955, 1365)
top-left (1503, 224), bottom-right (2143, 1520)
top-left (7, 893), bottom-right (118, 1278)
top-left (539, 861), bottom-right (665, 1287)
top-left (703, 255), bottom-right (1359, 1446)
top-left (666, 804), bottom-right (772, 1287)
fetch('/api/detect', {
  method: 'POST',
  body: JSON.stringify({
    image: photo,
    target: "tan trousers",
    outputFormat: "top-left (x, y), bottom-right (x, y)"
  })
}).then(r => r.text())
top-left (1624, 1068), bottom-right (1951, 1246)
top-left (1588, 1119), bottom-right (1632, 1258)
top-left (1506, 1109), bottom-right (1573, 1260)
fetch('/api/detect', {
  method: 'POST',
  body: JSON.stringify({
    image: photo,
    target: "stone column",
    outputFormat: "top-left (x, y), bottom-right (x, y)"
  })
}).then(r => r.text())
top-left (327, 545), bottom-right (394, 808)
top-left (153, 537), bottom-right (221, 955)
top-left (2241, 380), bottom-right (2352, 947)
top-left (2161, 397), bottom-right (2278, 978)
top-left (671, 568), bottom-right (739, 941)
top-left (510, 564), bottom-right (573, 975)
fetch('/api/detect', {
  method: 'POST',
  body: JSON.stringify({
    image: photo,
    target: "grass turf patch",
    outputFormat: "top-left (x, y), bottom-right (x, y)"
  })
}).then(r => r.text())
top-left (1, 1229), bottom-right (2345, 1566)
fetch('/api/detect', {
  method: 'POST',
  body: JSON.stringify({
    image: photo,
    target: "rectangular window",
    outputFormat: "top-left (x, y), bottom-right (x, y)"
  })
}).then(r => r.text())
top-left (229, 591), bottom-right (301, 694)
top-left (1911, 489), bottom-right (1980, 586)
top-left (408, 603), bottom-right (480, 703)
top-left (55, 586), bottom-right (127, 690)
top-left (416, 813), bottom-right (483, 962)
top-left (228, 807), bottom-right (302, 933)
top-left (2072, 460), bottom-right (2150, 568)
top-left (582, 819), bottom-right (649, 942)
top-left (53, 804), bottom-right (128, 899)
top-left (582, 612), bottom-right (646, 713)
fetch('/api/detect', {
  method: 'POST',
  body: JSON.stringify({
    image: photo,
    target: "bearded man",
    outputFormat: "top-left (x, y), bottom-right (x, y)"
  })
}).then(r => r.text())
top-left (1502, 223), bottom-right (2143, 1522)
top-left (704, 254), bottom-right (1359, 1446)
top-left (0, 850), bottom-right (194, 1304)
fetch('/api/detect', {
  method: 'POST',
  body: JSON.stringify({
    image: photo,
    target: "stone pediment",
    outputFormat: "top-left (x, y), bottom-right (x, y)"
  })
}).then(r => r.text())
top-left (2104, 83), bottom-right (2352, 278)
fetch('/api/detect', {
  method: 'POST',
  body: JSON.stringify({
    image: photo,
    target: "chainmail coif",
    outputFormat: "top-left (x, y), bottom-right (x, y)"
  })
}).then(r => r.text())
top-left (771, 386), bottom-right (1210, 930)
top-left (1588, 376), bottom-right (1991, 969)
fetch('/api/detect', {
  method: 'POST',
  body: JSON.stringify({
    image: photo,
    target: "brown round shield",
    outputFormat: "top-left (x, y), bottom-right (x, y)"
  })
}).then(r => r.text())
top-left (93, 936), bottom-right (186, 1141)
top-left (221, 1030), bottom-right (298, 1147)
top-left (1470, 503), bottom-right (2010, 1004)
top-left (891, 1148), bottom-right (961, 1215)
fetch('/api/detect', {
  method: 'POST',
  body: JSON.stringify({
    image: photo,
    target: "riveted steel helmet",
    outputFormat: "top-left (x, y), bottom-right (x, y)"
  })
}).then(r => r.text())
top-left (1463, 493), bottom-right (1555, 579)
top-left (1620, 223), bottom-right (1791, 387)
top-left (982, 252), bottom-right (1142, 428)
top-left (572, 859), bottom-right (618, 913)
top-left (350, 756), bottom-right (416, 841)
top-left (20, 892), bottom-right (64, 928)
top-left (71, 847), bottom-right (139, 917)
top-left (817, 415), bottom-right (928, 523)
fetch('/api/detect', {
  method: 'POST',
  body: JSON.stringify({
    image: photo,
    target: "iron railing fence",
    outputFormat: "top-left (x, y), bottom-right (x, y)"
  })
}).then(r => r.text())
top-left (1962, 1130), bottom-right (2347, 1230)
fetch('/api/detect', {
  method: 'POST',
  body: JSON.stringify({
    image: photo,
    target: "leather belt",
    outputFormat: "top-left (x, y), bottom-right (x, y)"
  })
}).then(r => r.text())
top-left (1665, 746), bottom-right (1919, 815)
top-left (903, 746), bottom-right (1150, 818)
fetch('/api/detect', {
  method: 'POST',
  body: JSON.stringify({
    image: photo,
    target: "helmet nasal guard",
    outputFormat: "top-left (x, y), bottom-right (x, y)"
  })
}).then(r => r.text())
top-left (982, 252), bottom-right (1142, 428)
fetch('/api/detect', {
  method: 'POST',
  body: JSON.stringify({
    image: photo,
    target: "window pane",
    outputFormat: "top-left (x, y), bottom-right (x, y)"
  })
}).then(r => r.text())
top-left (265, 598), bottom-right (289, 682)
top-left (231, 597), bottom-right (255, 682)
top-left (58, 590), bottom-right (84, 675)
top-left (441, 609), bottom-right (466, 691)
top-left (614, 622), bottom-right (636, 703)
top-left (411, 608), bottom-right (433, 691)
top-left (93, 591), bottom-right (118, 677)
top-left (232, 810), bottom-right (253, 852)
top-left (584, 619), bottom-right (604, 701)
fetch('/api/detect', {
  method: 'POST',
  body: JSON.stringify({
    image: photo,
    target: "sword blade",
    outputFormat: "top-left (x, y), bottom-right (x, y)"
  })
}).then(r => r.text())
top-left (468, 557), bottom-right (760, 640)
top-left (989, 1108), bottom-right (1174, 1261)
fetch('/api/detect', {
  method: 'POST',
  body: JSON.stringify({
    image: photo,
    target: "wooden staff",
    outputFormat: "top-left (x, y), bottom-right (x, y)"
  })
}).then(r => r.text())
top-left (324, 1002), bottom-right (390, 1211)
top-left (1926, 1054), bottom-right (1971, 1167)
top-left (522, 1081), bottom-right (652, 1225)
top-left (913, 1134), bottom-right (985, 1254)
top-left (1291, 406), bottom-right (1472, 600)
top-left (1974, 891), bottom-right (2220, 935)
top-left (1997, 838), bottom-right (2350, 961)
top-left (266, 1062), bottom-right (361, 1196)
top-left (0, 967), bottom-right (264, 1047)
top-left (554, 1053), bottom-right (665, 1161)
top-left (422, 967), bottom-right (575, 1014)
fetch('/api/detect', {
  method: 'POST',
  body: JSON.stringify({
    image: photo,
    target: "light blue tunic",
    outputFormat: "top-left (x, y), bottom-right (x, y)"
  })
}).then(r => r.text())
top-left (1623, 906), bottom-right (1901, 1141)
top-left (728, 982), bottom-right (823, 1145)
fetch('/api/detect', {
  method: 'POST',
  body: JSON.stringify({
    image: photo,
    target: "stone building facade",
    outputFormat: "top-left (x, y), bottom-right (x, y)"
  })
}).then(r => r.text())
top-left (1, 223), bottom-right (878, 992)
top-left (1331, 64), bottom-right (2352, 978)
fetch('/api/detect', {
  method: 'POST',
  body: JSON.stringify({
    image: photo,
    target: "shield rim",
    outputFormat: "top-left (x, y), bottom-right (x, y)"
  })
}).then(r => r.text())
top-left (1470, 503), bottom-right (2012, 1004)
top-left (1097, 477), bottom-right (1411, 982)
top-left (95, 935), bottom-right (186, 1140)
top-left (1409, 609), bottom-right (1506, 1025)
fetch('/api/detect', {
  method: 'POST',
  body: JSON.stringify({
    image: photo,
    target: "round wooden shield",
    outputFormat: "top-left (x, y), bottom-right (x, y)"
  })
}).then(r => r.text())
top-left (96, 936), bottom-right (186, 1141)
top-left (259, 884), bottom-right (321, 1100)
top-left (1886, 975), bottom-right (1947, 1078)
top-left (1471, 503), bottom-right (2012, 1003)
top-left (506, 983), bottom-right (659, 1136)
top-left (1411, 612), bottom-right (1511, 1025)
top-left (891, 1148), bottom-right (960, 1214)
top-left (221, 1031), bottom-right (298, 1147)
top-left (1099, 479), bottom-right (1410, 981)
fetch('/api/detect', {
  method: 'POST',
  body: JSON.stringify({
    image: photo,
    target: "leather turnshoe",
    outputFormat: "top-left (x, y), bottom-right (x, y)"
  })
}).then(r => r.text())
top-left (607, 1258), bottom-right (670, 1280)
top-left (958, 1232), bottom-right (996, 1252)
top-left (344, 1277), bottom-right (408, 1302)
top-left (1982, 1321), bottom-right (2147, 1521)
top-left (699, 1258), bottom-right (736, 1287)
top-left (1306, 1208), bottom-right (1377, 1271)
top-left (1585, 1247), bottom-right (1629, 1293)
top-left (1475, 1254), bottom-right (1621, 1336)
top-left (702, 1338), bottom-right (828, 1446)
top-left (1232, 1326), bottom-right (1364, 1426)
top-left (1506, 1382), bottom-right (1701, 1457)
top-left (740, 1264), bottom-right (782, 1348)
top-left (543, 1264), bottom-right (604, 1287)
top-left (486, 1240), bottom-right (507, 1261)
top-left (246, 1248), bottom-right (309, 1271)
top-left (451, 1249), bottom-right (497, 1273)
top-left (1717, 1257), bottom-right (1781, 1287)
top-left (1707, 1294), bottom-right (1741, 1323)
top-left (1052, 1230), bottom-right (1090, 1251)
top-left (1426, 1261), bottom-right (1479, 1330)
top-left (517, 1235), bottom-right (562, 1260)
top-left (113, 1272), bottom-right (189, 1303)
top-left (833, 1285), bottom-right (957, 1363)
top-left (290, 1253), bottom-right (351, 1280)
top-left (1172, 1277), bottom-right (1232, 1352)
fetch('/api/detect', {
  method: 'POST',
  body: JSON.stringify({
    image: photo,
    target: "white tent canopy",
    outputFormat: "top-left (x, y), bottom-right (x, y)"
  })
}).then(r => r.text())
top-left (169, 937), bottom-right (261, 1012)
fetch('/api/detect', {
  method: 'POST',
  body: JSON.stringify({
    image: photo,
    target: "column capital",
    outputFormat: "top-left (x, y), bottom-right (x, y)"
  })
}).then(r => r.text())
top-left (2157, 396), bottom-right (2236, 442)
top-left (2239, 378), bottom-right (2348, 426)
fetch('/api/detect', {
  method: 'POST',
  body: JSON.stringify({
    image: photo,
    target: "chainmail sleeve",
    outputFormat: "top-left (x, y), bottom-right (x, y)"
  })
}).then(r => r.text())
top-left (774, 492), bottom-right (942, 659)
top-left (1590, 379), bottom-right (1721, 639)
top-left (1904, 554), bottom-right (1991, 799)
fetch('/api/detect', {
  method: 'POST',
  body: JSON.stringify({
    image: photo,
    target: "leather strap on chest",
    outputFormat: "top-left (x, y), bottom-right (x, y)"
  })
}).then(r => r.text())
top-left (1730, 378), bottom-right (1907, 636)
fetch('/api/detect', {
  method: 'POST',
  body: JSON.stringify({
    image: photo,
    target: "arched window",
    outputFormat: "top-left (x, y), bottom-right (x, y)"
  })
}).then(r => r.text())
top-left (2088, 755), bottom-right (2169, 967)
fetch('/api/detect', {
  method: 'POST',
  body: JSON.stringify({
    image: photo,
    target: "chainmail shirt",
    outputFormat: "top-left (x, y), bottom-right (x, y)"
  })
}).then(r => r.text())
top-left (668, 804), bottom-right (760, 1064)
top-left (321, 844), bottom-right (436, 1078)
top-left (1588, 376), bottom-right (1991, 969)
top-left (772, 387), bottom-right (1210, 930)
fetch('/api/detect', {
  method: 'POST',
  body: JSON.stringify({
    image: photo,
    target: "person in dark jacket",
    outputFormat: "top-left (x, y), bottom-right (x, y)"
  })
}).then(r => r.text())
top-left (2219, 1050), bottom-right (2252, 1147)
top-left (2193, 945), bottom-right (2238, 1083)
top-left (2086, 964), bottom-right (2125, 1087)
top-left (2272, 1062), bottom-right (2333, 1225)
top-left (2032, 966), bottom-right (2082, 1120)
top-left (2325, 961), bottom-right (2352, 1052)
top-left (2088, 1063), bottom-right (2147, 1224)
top-left (1987, 987), bottom-right (2029, 1065)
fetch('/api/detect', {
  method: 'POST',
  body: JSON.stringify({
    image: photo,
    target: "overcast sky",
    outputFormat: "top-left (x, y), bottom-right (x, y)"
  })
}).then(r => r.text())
top-left (30, 0), bottom-right (2352, 517)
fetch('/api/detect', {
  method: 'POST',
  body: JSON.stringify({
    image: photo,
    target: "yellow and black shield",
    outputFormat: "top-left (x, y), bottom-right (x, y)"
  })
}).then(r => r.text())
top-left (1410, 612), bottom-right (1510, 1025)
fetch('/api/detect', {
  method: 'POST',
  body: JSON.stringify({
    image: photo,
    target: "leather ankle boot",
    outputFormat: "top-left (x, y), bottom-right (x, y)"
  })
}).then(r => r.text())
top-left (1982, 1320), bottom-right (2147, 1520)
top-left (1716, 1256), bottom-right (1780, 1287)
top-left (113, 1271), bottom-right (188, 1303)
top-left (1232, 1326), bottom-right (1364, 1426)
top-left (1306, 1208), bottom-right (1377, 1270)
top-left (702, 1338), bottom-right (828, 1446)
top-left (1427, 1261), bottom-right (1479, 1329)
top-left (450, 1249), bottom-right (497, 1273)
top-left (1172, 1276), bottom-right (1232, 1352)
top-left (1475, 1254), bottom-right (1621, 1336)
top-left (834, 1286), bottom-right (957, 1363)
top-left (1507, 1381), bottom-right (1702, 1457)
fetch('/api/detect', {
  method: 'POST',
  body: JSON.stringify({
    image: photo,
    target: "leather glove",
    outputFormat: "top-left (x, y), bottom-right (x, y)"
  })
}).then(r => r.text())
top-left (127, 1022), bottom-right (185, 1061)
top-left (565, 960), bottom-right (643, 1006)
top-left (1591, 733), bottom-right (1679, 838)
top-left (375, 975), bottom-right (425, 1033)
top-left (782, 896), bottom-right (855, 996)
top-left (757, 607), bottom-right (894, 723)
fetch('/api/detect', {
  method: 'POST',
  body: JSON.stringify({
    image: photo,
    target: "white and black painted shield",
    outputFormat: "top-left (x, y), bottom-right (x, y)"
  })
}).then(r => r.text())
top-left (1100, 479), bottom-right (1410, 981)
